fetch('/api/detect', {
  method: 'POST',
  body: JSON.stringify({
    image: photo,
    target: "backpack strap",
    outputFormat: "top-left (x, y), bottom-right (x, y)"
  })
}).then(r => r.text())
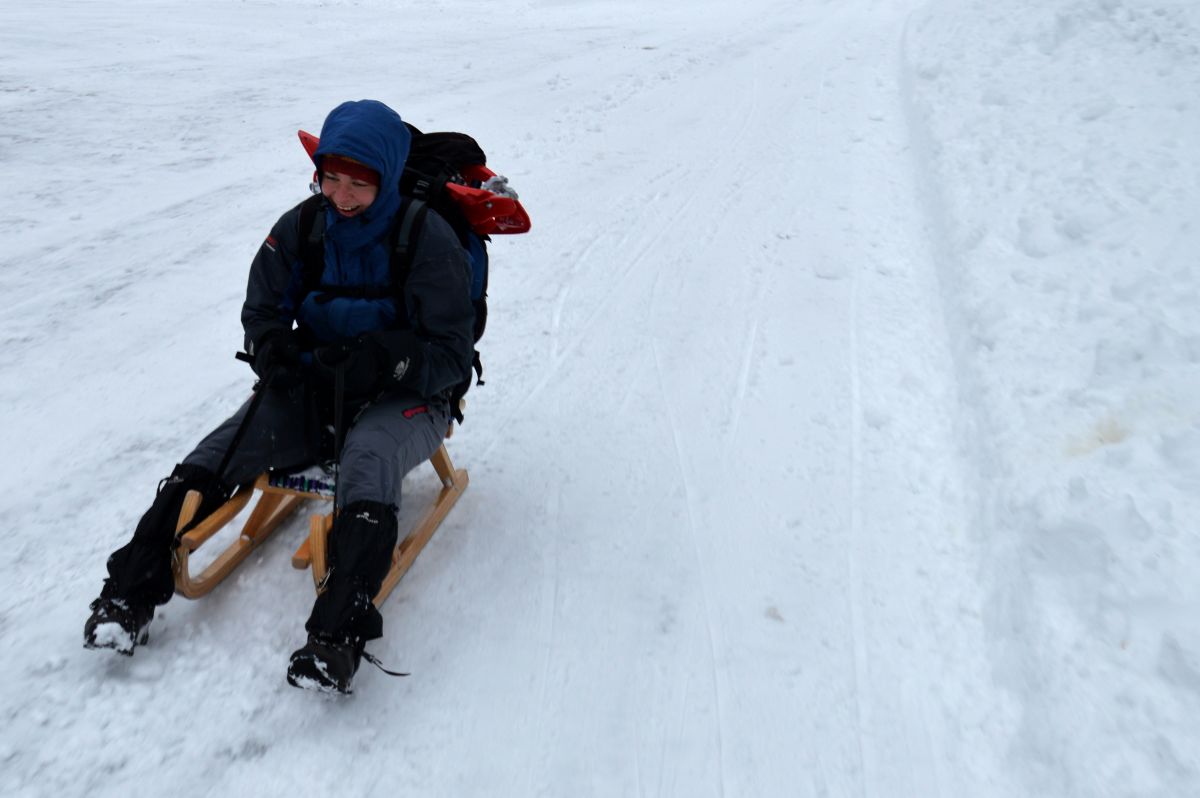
top-left (296, 194), bottom-right (424, 304)
top-left (389, 197), bottom-right (429, 288)
top-left (297, 194), bottom-right (327, 296)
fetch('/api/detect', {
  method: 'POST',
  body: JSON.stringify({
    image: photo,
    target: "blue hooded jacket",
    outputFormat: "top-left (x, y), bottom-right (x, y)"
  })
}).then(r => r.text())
top-left (300, 100), bottom-right (413, 342)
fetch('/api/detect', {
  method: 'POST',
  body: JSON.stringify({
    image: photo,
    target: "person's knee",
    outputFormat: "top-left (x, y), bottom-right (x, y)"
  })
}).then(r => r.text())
top-left (337, 445), bottom-right (400, 506)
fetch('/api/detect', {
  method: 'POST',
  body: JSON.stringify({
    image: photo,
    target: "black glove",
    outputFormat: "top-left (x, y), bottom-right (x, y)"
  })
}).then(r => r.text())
top-left (311, 337), bottom-right (388, 400)
top-left (252, 329), bottom-right (304, 387)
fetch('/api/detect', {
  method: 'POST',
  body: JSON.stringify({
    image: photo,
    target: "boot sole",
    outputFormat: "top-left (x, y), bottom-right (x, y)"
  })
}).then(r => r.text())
top-left (84, 622), bottom-right (149, 656)
top-left (287, 653), bottom-right (353, 695)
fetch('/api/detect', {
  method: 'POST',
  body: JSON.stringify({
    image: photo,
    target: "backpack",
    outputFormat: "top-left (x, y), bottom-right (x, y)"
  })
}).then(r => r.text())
top-left (295, 123), bottom-right (530, 424)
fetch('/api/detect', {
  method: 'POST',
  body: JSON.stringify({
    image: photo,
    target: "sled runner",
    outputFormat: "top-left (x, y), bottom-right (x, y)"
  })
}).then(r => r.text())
top-left (171, 443), bottom-right (468, 605)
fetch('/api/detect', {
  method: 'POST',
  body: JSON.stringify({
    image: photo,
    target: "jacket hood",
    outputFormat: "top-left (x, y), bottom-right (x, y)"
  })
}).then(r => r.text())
top-left (312, 100), bottom-right (411, 246)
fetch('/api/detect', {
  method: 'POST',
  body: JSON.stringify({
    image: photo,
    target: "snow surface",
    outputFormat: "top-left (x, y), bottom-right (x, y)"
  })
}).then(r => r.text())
top-left (2, 0), bottom-right (1198, 795)
top-left (86, 622), bottom-right (137, 655)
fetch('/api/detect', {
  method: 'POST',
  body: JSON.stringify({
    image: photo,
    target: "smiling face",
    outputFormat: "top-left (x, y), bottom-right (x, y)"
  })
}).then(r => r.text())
top-left (321, 169), bottom-right (379, 218)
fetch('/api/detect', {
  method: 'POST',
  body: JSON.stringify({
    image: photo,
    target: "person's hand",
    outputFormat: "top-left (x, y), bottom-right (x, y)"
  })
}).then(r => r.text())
top-left (312, 337), bottom-right (387, 399)
top-left (252, 329), bottom-right (304, 387)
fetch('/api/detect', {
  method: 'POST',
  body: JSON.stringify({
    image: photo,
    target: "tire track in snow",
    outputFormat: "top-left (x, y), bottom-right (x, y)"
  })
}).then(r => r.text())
top-left (495, 68), bottom-right (760, 788)
top-left (523, 477), bottom-right (565, 798)
top-left (475, 172), bottom-right (714, 465)
top-left (475, 27), bottom-right (774, 464)
top-left (636, 51), bottom-right (766, 797)
top-left (651, 335), bottom-right (728, 798)
top-left (726, 283), bottom-right (764, 446)
top-left (846, 221), bottom-right (875, 796)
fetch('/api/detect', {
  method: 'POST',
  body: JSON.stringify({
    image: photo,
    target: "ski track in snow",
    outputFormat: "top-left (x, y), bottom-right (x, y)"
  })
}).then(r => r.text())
top-left (3, 0), bottom-right (1198, 796)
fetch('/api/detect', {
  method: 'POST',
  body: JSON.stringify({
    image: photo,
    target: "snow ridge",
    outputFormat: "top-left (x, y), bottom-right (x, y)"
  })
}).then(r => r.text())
top-left (903, 1), bottom-right (1200, 794)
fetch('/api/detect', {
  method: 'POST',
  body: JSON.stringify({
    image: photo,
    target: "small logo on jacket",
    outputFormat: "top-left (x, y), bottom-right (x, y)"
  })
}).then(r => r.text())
top-left (263, 235), bottom-right (277, 253)
top-left (392, 357), bottom-right (410, 382)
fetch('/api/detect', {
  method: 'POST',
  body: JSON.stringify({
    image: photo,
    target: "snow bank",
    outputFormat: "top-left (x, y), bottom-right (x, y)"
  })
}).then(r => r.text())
top-left (903, 1), bottom-right (1200, 794)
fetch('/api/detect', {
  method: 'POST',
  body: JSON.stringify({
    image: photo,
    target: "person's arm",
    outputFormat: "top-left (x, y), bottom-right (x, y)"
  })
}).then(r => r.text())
top-left (372, 211), bottom-right (475, 398)
top-left (241, 203), bottom-right (305, 357)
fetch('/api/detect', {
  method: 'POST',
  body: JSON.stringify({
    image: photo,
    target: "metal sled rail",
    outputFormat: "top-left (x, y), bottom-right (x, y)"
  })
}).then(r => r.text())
top-left (171, 444), bottom-right (468, 605)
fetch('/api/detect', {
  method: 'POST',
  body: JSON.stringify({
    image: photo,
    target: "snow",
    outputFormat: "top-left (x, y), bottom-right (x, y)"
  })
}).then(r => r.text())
top-left (85, 622), bottom-right (137, 655)
top-left (1, 0), bottom-right (1198, 795)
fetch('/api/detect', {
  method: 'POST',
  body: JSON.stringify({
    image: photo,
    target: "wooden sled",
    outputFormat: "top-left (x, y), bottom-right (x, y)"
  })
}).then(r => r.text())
top-left (171, 444), bottom-right (468, 606)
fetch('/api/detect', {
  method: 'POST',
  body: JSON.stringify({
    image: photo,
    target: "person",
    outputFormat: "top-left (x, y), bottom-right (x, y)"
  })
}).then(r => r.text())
top-left (83, 99), bottom-right (475, 694)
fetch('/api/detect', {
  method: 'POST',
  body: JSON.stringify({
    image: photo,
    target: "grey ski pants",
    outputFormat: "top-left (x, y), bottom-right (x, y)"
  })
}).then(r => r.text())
top-left (182, 384), bottom-right (450, 509)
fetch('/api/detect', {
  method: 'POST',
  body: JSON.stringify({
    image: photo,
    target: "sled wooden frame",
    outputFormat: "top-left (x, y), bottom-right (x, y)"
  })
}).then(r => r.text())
top-left (171, 444), bottom-right (468, 606)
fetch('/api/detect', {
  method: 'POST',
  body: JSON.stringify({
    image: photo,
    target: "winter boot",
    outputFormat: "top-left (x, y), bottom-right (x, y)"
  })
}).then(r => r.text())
top-left (83, 596), bottom-right (154, 655)
top-left (99, 462), bottom-right (230, 609)
top-left (286, 500), bottom-right (398, 694)
top-left (86, 463), bottom-right (229, 654)
top-left (286, 634), bottom-right (364, 694)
